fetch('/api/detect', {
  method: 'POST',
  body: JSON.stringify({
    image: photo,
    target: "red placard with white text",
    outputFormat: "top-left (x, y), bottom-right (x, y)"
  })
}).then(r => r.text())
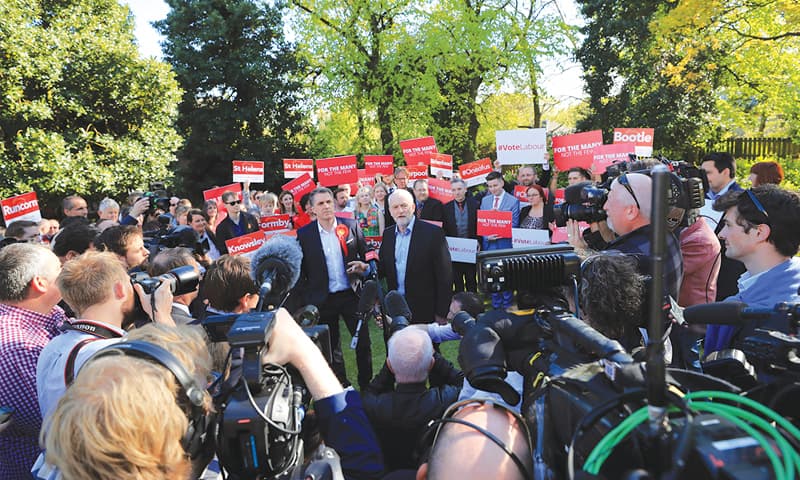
top-left (316, 155), bottom-right (358, 186)
top-left (591, 143), bottom-right (636, 174)
top-left (400, 136), bottom-right (437, 165)
top-left (477, 210), bottom-right (513, 238)
top-left (364, 155), bottom-right (394, 176)
top-left (232, 160), bottom-right (264, 183)
top-left (513, 185), bottom-right (530, 206)
top-left (225, 231), bottom-right (267, 257)
top-left (357, 169), bottom-right (376, 186)
top-left (551, 222), bottom-right (589, 244)
top-left (427, 178), bottom-right (455, 204)
top-left (283, 159), bottom-right (314, 179)
top-left (613, 128), bottom-right (655, 157)
top-left (552, 131), bottom-right (603, 171)
top-left (554, 188), bottom-right (565, 204)
top-left (406, 165), bottom-right (428, 181)
top-left (459, 158), bottom-right (493, 187)
top-left (1, 192), bottom-right (41, 226)
top-left (429, 153), bottom-right (453, 177)
top-left (282, 173), bottom-right (316, 201)
top-left (365, 236), bottom-right (383, 252)
top-left (259, 214), bottom-right (293, 233)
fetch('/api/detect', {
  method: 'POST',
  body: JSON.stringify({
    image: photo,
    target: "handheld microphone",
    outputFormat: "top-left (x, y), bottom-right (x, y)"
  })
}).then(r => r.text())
top-left (250, 235), bottom-right (303, 310)
top-left (365, 250), bottom-right (379, 278)
top-left (683, 302), bottom-right (774, 326)
top-left (384, 290), bottom-right (412, 336)
top-left (351, 280), bottom-right (379, 349)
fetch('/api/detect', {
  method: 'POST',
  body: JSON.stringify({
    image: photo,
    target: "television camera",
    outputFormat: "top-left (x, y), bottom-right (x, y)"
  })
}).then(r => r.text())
top-left (460, 166), bottom-right (797, 479)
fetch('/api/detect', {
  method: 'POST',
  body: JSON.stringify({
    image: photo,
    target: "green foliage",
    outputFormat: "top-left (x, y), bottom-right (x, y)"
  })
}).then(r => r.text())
top-left (574, 0), bottom-right (720, 161)
top-left (736, 157), bottom-right (800, 191)
top-left (156, 0), bottom-right (309, 197)
top-left (0, 0), bottom-right (182, 209)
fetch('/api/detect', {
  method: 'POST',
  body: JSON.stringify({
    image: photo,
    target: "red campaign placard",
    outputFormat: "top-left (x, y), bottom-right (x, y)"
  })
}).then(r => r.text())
top-left (357, 169), bottom-right (375, 186)
top-left (1, 191), bottom-right (41, 226)
top-left (259, 214), bottom-right (293, 232)
top-left (458, 158), bottom-right (493, 187)
top-left (554, 188), bottom-right (565, 204)
top-left (406, 164), bottom-right (428, 181)
top-left (477, 210), bottom-right (513, 238)
top-left (364, 155), bottom-right (395, 176)
top-left (613, 128), bottom-right (654, 156)
top-left (232, 160), bottom-right (264, 183)
top-left (226, 231), bottom-right (267, 257)
top-left (283, 159), bottom-right (314, 179)
top-left (551, 221), bottom-right (590, 244)
top-left (592, 143), bottom-right (636, 174)
top-left (316, 155), bottom-right (358, 186)
top-left (282, 173), bottom-right (316, 201)
top-left (552, 130), bottom-right (604, 171)
top-left (427, 178), bottom-right (454, 204)
top-left (400, 136), bottom-right (437, 166)
top-left (513, 185), bottom-right (530, 205)
top-left (429, 153), bottom-right (453, 177)
top-left (365, 236), bottom-right (383, 252)
top-left (334, 211), bottom-right (355, 220)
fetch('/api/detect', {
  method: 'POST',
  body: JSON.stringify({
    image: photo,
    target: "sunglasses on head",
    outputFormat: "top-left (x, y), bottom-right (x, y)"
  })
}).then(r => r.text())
top-left (618, 173), bottom-right (641, 211)
top-left (744, 189), bottom-right (769, 224)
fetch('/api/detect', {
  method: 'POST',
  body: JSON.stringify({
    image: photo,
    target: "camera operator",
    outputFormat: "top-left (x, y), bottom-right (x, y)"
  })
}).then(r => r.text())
top-left (567, 172), bottom-right (683, 300)
top-left (35, 251), bottom-right (175, 423)
top-left (705, 184), bottom-right (800, 355)
top-left (94, 225), bottom-right (150, 272)
top-left (362, 328), bottom-right (460, 472)
top-left (148, 247), bottom-right (202, 326)
top-left (35, 324), bottom-right (213, 480)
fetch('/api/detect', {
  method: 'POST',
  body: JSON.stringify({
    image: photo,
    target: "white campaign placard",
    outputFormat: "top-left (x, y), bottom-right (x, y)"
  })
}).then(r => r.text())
top-left (446, 236), bottom-right (478, 264)
top-left (495, 128), bottom-right (547, 165)
top-left (512, 228), bottom-right (550, 248)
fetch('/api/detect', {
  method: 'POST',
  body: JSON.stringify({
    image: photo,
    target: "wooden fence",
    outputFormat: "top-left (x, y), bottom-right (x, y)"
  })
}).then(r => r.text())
top-left (722, 137), bottom-right (800, 160)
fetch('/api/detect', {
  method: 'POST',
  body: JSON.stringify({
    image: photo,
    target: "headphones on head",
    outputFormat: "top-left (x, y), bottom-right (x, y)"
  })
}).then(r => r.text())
top-left (85, 340), bottom-right (213, 459)
top-left (417, 399), bottom-right (534, 479)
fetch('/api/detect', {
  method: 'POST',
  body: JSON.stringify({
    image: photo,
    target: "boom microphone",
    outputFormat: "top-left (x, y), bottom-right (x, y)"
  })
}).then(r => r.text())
top-left (683, 302), bottom-right (773, 326)
top-left (250, 235), bottom-right (303, 309)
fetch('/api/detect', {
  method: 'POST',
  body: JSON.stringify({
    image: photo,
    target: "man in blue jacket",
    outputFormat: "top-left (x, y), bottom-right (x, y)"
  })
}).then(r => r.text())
top-left (705, 185), bottom-right (800, 354)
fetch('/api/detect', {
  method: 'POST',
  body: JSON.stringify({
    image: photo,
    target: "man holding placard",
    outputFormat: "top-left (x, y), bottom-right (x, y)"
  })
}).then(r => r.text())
top-left (442, 179), bottom-right (480, 292)
top-left (479, 172), bottom-right (520, 309)
top-left (215, 190), bottom-right (260, 254)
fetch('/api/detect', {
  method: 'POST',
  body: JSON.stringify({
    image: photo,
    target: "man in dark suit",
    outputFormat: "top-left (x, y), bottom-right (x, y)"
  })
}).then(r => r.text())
top-left (442, 178), bottom-right (480, 292)
top-left (701, 152), bottom-right (746, 300)
top-left (215, 190), bottom-right (260, 254)
top-left (379, 189), bottom-right (452, 325)
top-left (480, 171), bottom-right (520, 309)
top-left (413, 179), bottom-right (444, 223)
top-left (295, 187), bottom-right (373, 389)
top-left (384, 166), bottom-right (415, 228)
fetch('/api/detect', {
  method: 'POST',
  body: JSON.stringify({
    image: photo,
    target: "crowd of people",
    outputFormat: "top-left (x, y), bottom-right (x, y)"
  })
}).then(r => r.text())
top-left (0, 153), bottom-right (798, 480)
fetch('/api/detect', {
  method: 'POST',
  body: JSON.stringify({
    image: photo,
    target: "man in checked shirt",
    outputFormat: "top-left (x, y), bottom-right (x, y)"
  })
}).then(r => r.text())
top-left (0, 243), bottom-right (66, 479)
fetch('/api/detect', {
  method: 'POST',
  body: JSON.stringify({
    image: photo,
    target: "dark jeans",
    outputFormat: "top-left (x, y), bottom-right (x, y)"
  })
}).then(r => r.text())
top-left (452, 261), bottom-right (477, 292)
top-left (320, 289), bottom-right (373, 389)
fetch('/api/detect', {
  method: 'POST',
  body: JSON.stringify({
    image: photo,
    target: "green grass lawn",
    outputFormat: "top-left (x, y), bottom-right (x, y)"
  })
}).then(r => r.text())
top-left (338, 318), bottom-right (461, 389)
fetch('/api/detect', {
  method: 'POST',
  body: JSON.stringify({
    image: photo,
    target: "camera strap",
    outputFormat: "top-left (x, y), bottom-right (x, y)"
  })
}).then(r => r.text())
top-left (61, 321), bottom-right (125, 386)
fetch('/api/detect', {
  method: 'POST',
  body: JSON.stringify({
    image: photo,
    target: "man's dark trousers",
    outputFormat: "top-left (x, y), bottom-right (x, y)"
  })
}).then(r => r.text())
top-left (320, 289), bottom-right (372, 390)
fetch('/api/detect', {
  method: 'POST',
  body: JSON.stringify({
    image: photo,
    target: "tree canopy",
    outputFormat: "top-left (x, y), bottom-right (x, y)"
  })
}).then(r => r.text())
top-left (0, 0), bottom-right (182, 207)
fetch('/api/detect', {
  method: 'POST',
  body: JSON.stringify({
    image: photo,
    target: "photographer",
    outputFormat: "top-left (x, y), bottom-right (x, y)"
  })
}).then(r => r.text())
top-left (567, 172), bottom-right (683, 300)
top-left (705, 185), bottom-right (800, 355)
top-left (362, 328), bottom-right (460, 472)
top-left (36, 251), bottom-right (175, 423)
